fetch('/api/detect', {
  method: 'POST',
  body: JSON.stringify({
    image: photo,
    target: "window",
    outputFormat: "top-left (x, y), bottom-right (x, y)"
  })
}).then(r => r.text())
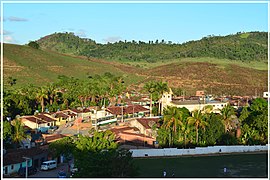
top-left (221, 105), bottom-right (223, 107)
top-left (47, 123), bottom-right (50, 126)
top-left (11, 165), bottom-right (14, 170)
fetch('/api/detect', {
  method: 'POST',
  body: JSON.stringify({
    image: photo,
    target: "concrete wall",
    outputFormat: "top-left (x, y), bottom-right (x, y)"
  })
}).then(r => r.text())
top-left (130, 145), bottom-right (268, 157)
top-left (4, 160), bottom-right (32, 175)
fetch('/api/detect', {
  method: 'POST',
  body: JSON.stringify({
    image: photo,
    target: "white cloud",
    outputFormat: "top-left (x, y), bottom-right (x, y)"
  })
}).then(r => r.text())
top-left (0, 30), bottom-right (12, 35)
top-left (75, 29), bottom-right (87, 37)
top-left (0, 16), bottom-right (6, 21)
top-left (103, 36), bottom-right (122, 43)
top-left (4, 35), bottom-right (15, 43)
top-left (8, 16), bottom-right (28, 22)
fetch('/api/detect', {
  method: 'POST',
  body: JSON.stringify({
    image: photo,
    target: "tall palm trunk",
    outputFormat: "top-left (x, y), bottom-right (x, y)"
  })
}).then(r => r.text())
top-left (196, 127), bottom-right (199, 144)
top-left (41, 98), bottom-right (44, 112)
top-left (150, 94), bottom-right (152, 117)
top-left (184, 133), bottom-right (187, 149)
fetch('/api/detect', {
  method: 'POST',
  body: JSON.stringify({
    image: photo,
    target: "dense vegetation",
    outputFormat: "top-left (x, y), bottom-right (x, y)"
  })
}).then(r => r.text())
top-left (3, 73), bottom-right (125, 120)
top-left (49, 131), bottom-right (138, 177)
top-left (156, 98), bottom-right (268, 147)
top-left (3, 42), bottom-right (267, 96)
top-left (37, 31), bottom-right (268, 63)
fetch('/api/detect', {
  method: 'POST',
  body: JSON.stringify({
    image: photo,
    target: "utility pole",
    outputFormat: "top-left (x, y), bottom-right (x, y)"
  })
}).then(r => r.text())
top-left (76, 119), bottom-right (79, 134)
top-left (150, 94), bottom-right (152, 117)
top-left (22, 157), bottom-right (30, 178)
top-left (121, 105), bottom-right (124, 122)
top-left (255, 88), bottom-right (257, 97)
top-left (133, 105), bottom-right (135, 118)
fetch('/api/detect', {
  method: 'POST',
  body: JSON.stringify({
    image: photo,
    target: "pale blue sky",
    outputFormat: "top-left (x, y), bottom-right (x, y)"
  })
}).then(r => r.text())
top-left (2, 1), bottom-right (268, 44)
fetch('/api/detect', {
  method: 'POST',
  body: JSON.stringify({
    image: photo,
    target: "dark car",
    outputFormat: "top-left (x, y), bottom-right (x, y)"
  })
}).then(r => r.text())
top-left (58, 171), bottom-right (67, 178)
top-left (18, 166), bottom-right (37, 177)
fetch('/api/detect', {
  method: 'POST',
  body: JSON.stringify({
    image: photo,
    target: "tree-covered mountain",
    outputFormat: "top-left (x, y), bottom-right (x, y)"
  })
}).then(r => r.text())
top-left (37, 31), bottom-right (268, 62)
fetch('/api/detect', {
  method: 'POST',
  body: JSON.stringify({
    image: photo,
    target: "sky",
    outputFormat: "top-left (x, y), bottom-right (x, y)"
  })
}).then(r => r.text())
top-left (1, 1), bottom-right (269, 44)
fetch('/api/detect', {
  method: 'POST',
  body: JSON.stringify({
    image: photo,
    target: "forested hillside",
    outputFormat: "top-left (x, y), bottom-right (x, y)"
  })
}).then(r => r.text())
top-left (37, 31), bottom-right (268, 62)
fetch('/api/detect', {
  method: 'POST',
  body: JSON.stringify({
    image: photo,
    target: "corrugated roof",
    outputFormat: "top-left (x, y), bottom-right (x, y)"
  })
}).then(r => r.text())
top-left (106, 105), bottom-right (149, 115)
top-left (4, 148), bottom-right (48, 166)
top-left (136, 118), bottom-right (160, 129)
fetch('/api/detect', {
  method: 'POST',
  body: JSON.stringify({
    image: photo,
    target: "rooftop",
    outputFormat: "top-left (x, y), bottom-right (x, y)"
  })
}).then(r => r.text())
top-left (4, 148), bottom-right (48, 166)
top-left (106, 105), bottom-right (149, 115)
top-left (136, 118), bottom-right (160, 129)
top-left (171, 100), bottom-right (227, 106)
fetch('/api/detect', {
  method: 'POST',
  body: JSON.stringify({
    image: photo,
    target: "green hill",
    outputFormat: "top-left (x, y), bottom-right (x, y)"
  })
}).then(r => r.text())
top-left (3, 44), bottom-right (140, 86)
top-left (37, 31), bottom-right (268, 63)
top-left (4, 32), bottom-right (268, 96)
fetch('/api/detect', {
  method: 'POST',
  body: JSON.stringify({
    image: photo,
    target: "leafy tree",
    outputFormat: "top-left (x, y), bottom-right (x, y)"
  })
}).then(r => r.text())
top-left (201, 113), bottom-right (224, 145)
top-left (28, 41), bottom-right (40, 49)
top-left (220, 104), bottom-right (238, 133)
top-left (7, 76), bottom-right (17, 86)
top-left (155, 81), bottom-right (169, 115)
top-left (11, 118), bottom-right (29, 149)
top-left (35, 86), bottom-right (48, 112)
top-left (162, 106), bottom-right (183, 146)
top-left (143, 81), bottom-right (156, 117)
top-left (50, 131), bottom-right (137, 177)
top-left (187, 110), bottom-right (208, 144)
top-left (49, 136), bottom-right (75, 158)
top-left (3, 120), bottom-right (12, 141)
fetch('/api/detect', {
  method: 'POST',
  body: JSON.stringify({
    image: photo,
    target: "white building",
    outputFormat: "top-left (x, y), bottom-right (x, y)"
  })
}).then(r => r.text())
top-left (263, 92), bottom-right (269, 98)
top-left (161, 90), bottom-right (228, 114)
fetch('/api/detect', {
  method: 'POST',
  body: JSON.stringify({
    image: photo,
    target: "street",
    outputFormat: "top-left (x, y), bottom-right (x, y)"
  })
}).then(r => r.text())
top-left (29, 163), bottom-right (69, 178)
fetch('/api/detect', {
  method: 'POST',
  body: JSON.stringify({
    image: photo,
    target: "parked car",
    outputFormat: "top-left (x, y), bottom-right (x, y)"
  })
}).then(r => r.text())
top-left (58, 171), bottom-right (67, 178)
top-left (41, 160), bottom-right (57, 170)
top-left (18, 166), bottom-right (37, 177)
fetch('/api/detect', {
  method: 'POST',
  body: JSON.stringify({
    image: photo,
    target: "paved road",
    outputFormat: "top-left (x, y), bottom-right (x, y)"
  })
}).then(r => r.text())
top-left (29, 163), bottom-right (69, 178)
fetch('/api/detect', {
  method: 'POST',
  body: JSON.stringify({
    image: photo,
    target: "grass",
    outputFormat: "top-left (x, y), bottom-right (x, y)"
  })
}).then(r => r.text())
top-left (133, 152), bottom-right (267, 178)
top-left (113, 57), bottom-right (268, 71)
top-left (3, 44), bottom-right (141, 87)
top-left (3, 43), bottom-right (268, 96)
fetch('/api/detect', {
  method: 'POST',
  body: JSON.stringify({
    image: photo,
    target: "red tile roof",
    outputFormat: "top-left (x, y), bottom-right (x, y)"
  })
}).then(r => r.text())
top-left (136, 118), bottom-right (160, 129)
top-left (35, 114), bottom-right (56, 122)
top-left (106, 105), bottom-right (149, 115)
top-left (4, 148), bottom-right (48, 166)
top-left (43, 134), bottom-right (67, 143)
top-left (22, 116), bottom-right (47, 124)
top-left (55, 112), bottom-right (69, 119)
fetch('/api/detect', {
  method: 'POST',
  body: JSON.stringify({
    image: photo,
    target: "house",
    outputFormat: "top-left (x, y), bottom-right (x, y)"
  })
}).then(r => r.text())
top-left (42, 134), bottom-right (68, 144)
top-left (91, 109), bottom-right (116, 126)
top-left (110, 126), bottom-right (155, 146)
top-left (161, 90), bottom-right (228, 114)
top-left (69, 108), bottom-right (92, 120)
top-left (196, 90), bottom-right (205, 97)
top-left (20, 114), bottom-right (57, 132)
top-left (263, 92), bottom-right (268, 99)
top-left (106, 104), bottom-right (149, 121)
top-left (3, 147), bottom-right (48, 176)
top-left (129, 117), bottom-right (160, 137)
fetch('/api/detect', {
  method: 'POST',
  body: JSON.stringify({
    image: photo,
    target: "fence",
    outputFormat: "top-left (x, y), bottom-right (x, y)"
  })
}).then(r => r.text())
top-left (130, 145), bottom-right (268, 157)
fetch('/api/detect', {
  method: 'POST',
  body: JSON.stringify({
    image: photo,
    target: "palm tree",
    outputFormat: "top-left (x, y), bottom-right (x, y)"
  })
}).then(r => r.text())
top-left (181, 122), bottom-right (191, 148)
top-left (155, 81), bottom-right (169, 115)
top-left (47, 83), bottom-right (57, 105)
top-left (162, 106), bottom-right (183, 147)
top-left (187, 110), bottom-right (208, 144)
top-left (220, 104), bottom-right (237, 133)
top-left (11, 118), bottom-right (29, 149)
top-left (144, 81), bottom-right (156, 117)
top-left (36, 86), bottom-right (48, 112)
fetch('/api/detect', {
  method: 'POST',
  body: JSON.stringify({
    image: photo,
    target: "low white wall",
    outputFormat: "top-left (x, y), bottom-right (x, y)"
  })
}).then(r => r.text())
top-left (130, 145), bottom-right (268, 157)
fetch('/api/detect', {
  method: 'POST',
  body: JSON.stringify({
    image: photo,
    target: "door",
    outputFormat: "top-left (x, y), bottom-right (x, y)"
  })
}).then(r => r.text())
top-left (4, 166), bottom-right (8, 174)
